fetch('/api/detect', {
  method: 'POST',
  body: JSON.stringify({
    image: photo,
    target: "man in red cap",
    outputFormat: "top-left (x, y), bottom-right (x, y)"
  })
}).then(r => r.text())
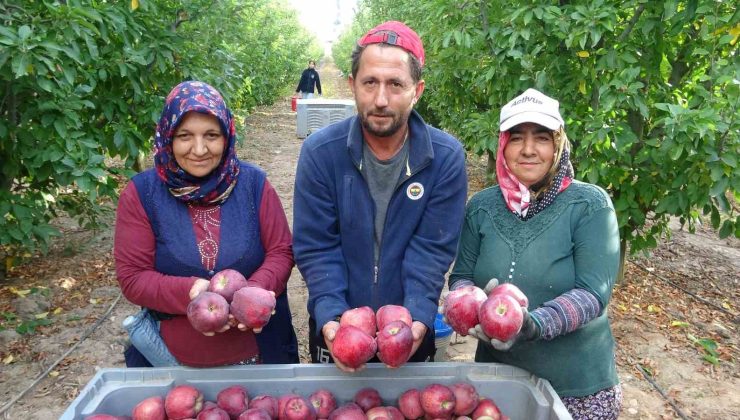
top-left (294, 21), bottom-right (467, 371)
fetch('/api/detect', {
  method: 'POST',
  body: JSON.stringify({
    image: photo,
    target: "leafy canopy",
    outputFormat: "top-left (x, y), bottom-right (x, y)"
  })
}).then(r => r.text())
top-left (337, 0), bottom-right (739, 252)
top-left (0, 0), bottom-right (320, 258)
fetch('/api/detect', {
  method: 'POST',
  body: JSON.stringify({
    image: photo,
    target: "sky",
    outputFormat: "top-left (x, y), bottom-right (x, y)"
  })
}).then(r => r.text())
top-left (287, 0), bottom-right (359, 54)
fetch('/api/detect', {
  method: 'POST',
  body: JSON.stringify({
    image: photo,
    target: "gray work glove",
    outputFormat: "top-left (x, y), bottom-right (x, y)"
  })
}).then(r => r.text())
top-left (438, 279), bottom-right (488, 326)
top-left (483, 278), bottom-right (499, 294)
top-left (468, 308), bottom-right (539, 351)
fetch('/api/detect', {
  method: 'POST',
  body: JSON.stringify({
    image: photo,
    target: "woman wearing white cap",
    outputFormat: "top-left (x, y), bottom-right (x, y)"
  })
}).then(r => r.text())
top-left (446, 89), bottom-right (622, 419)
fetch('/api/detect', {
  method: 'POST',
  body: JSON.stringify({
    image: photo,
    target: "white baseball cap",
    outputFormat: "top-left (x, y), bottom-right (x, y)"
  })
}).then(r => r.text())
top-left (499, 88), bottom-right (564, 132)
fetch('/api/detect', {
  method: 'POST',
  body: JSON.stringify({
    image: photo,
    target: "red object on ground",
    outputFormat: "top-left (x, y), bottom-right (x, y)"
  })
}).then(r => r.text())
top-left (291, 96), bottom-right (297, 112)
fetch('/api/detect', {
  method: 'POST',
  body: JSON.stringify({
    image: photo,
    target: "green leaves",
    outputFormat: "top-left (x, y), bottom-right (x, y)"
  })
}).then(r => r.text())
top-left (350, 0), bottom-right (739, 253)
top-left (1, 0), bottom-right (313, 257)
top-left (687, 334), bottom-right (721, 365)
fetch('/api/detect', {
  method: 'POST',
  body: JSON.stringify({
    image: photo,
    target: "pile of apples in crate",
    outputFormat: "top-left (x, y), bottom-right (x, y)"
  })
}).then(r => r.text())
top-left (84, 380), bottom-right (508, 419)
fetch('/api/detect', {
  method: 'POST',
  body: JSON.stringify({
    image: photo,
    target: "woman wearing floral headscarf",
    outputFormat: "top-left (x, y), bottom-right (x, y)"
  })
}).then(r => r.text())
top-left (114, 81), bottom-right (298, 367)
top-left (446, 89), bottom-right (622, 419)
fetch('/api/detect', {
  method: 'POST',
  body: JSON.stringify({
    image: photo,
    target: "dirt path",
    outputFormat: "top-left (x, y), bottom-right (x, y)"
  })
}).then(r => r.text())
top-left (0, 59), bottom-right (738, 419)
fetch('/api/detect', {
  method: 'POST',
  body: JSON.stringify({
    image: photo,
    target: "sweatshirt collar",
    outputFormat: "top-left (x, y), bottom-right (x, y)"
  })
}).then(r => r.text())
top-left (347, 109), bottom-right (434, 172)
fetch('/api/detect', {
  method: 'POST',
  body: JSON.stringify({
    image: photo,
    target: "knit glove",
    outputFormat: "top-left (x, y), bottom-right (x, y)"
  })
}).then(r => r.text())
top-left (469, 308), bottom-right (540, 351)
top-left (483, 278), bottom-right (499, 295)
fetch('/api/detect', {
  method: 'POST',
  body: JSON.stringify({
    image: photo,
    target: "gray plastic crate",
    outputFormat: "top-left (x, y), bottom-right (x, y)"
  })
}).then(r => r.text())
top-left (61, 363), bottom-right (572, 420)
top-left (296, 99), bottom-right (356, 138)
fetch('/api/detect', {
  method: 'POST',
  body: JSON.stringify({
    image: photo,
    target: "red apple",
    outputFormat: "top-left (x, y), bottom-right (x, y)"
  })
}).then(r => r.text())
top-left (187, 291), bottom-right (230, 333)
top-left (339, 306), bottom-right (377, 337)
top-left (237, 408), bottom-right (272, 420)
top-left (132, 396), bottom-right (165, 420)
top-left (443, 286), bottom-right (487, 335)
top-left (203, 401), bottom-right (219, 410)
top-left (377, 320), bottom-right (413, 368)
top-left (420, 384), bottom-right (455, 419)
top-left (331, 325), bottom-right (377, 369)
top-left (309, 389), bottom-right (337, 419)
top-left (249, 395), bottom-right (278, 419)
top-left (478, 294), bottom-right (523, 342)
top-left (488, 283), bottom-right (528, 308)
top-left (231, 286), bottom-right (276, 329)
top-left (165, 385), bottom-right (204, 419)
top-left (277, 394), bottom-right (301, 420)
top-left (327, 403), bottom-right (366, 420)
top-left (197, 405), bottom-right (230, 420)
top-left (375, 304), bottom-right (412, 329)
top-left (216, 385), bottom-right (249, 418)
top-left (366, 406), bottom-right (404, 420)
top-left (208, 269), bottom-right (249, 302)
top-left (354, 387), bottom-right (382, 412)
top-left (282, 396), bottom-right (316, 420)
top-left (397, 388), bottom-right (424, 420)
top-left (448, 382), bottom-right (479, 416)
top-left (471, 398), bottom-right (502, 420)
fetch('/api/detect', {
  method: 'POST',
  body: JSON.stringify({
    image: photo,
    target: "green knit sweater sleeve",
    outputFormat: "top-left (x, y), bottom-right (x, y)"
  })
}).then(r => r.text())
top-left (571, 185), bottom-right (620, 308)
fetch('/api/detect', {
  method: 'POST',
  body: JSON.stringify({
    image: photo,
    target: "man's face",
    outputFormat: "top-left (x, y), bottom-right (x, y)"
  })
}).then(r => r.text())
top-left (309, 61), bottom-right (315, 69)
top-left (349, 44), bottom-right (424, 138)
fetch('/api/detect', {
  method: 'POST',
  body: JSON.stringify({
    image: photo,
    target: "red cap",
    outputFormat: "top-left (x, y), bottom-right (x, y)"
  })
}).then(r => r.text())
top-left (358, 21), bottom-right (425, 67)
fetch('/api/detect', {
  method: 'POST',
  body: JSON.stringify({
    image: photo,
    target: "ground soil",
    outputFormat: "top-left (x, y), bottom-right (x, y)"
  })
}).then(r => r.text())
top-left (0, 60), bottom-right (738, 420)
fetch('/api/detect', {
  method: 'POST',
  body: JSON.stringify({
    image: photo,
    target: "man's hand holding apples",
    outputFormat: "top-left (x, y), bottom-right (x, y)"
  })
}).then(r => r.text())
top-left (322, 320), bottom-right (362, 373)
top-left (409, 321), bottom-right (428, 358)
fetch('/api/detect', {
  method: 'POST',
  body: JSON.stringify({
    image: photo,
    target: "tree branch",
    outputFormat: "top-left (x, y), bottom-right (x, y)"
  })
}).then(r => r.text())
top-left (617, 4), bottom-right (646, 43)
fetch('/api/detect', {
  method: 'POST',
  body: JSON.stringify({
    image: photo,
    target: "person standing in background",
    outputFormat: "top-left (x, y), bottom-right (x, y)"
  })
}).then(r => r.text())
top-left (295, 60), bottom-right (322, 99)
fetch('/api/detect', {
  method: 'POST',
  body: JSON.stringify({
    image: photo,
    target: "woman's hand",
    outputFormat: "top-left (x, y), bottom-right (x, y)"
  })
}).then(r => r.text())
top-left (200, 320), bottom-right (232, 337)
top-left (188, 278), bottom-right (210, 300)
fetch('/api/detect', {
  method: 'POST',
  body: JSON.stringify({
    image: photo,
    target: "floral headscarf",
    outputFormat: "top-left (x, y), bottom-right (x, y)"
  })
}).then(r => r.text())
top-left (496, 128), bottom-right (574, 220)
top-left (153, 81), bottom-right (239, 205)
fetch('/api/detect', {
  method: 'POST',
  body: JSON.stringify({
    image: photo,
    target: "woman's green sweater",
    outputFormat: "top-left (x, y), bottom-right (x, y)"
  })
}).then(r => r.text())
top-left (450, 180), bottom-right (620, 397)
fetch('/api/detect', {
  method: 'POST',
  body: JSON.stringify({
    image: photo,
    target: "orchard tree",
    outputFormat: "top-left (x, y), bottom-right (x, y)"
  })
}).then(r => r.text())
top-left (332, 2), bottom-right (375, 77)
top-left (348, 0), bottom-right (739, 270)
top-left (0, 0), bottom-right (320, 266)
top-left (0, 1), bottom-right (181, 260)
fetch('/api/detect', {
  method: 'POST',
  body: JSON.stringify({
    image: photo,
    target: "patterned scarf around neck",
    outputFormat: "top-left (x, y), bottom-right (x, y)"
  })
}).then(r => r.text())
top-left (496, 129), bottom-right (574, 220)
top-left (153, 81), bottom-right (240, 205)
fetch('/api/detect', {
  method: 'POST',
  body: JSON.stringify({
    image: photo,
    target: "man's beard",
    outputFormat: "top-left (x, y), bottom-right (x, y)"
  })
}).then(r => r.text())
top-left (360, 109), bottom-right (409, 138)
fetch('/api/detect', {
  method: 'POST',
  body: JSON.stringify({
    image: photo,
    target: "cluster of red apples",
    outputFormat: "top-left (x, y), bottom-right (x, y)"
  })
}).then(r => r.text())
top-left (443, 284), bottom-right (528, 342)
top-left (84, 381), bottom-right (508, 420)
top-left (186, 269), bottom-right (277, 333)
top-left (332, 305), bottom-right (416, 369)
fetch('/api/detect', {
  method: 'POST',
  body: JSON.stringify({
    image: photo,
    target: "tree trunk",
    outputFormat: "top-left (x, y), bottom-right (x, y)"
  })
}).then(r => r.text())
top-left (617, 238), bottom-right (628, 284)
top-left (132, 151), bottom-right (147, 173)
top-left (486, 150), bottom-right (496, 187)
